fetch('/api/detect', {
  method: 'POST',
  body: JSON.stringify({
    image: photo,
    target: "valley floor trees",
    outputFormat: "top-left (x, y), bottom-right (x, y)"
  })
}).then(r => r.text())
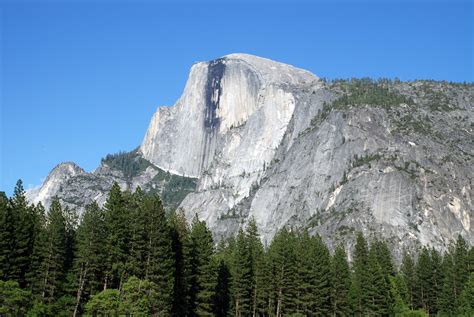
top-left (0, 179), bottom-right (473, 316)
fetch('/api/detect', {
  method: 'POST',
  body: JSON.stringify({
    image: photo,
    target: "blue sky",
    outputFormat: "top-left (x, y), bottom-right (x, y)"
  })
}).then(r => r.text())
top-left (1, 0), bottom-right (472, 196)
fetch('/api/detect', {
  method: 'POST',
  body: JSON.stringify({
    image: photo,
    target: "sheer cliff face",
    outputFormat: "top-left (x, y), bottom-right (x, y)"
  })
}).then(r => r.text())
top-left (140, 54), bottom-right (316, 178)
top-left (139, 54), bottom-right (319, 225)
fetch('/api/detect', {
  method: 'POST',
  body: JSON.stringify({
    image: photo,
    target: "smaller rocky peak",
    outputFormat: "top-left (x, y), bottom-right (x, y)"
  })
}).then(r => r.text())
top-left (46, 162), bottom-right (85, 181)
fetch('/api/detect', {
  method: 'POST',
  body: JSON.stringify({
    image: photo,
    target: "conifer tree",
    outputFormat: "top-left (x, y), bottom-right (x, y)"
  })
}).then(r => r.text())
top-left (170, 209), bottom-right (192, 316)
top-left (366, 244), bottom-right (391, 315)
top-left (311, 234), bottom-right (332, 315)
top-left (142, 194), bottom-right (174, 315)
top-left (458, 272), bottom-right (474, 315)
top-left (295, 232), bottom-right (316, 315)
top-left (388, 275), bottom-right (409, 315)
top-left (350, 232), bottom-right (369, 315)
top-left (126, 187), bottom-right (147, 279)
top-left (11, 180), bottom-right (35, 287)
top-left (72, 202), bottom-right (107, 317)
top-left (246, 217), bottom-right (265, 317)
top-left (400, 250), bottom-right (416, 309)
top-left (103, 183), bottom-right (130, 290)
top-left (268, 228), bottom-right (298, 317)
top-left (415, 247), bottom-right (432, 312)
top-left (232, 228), bottom-right (253, 317)
top-left (214, 259), bottom-right (231, 317)
top-left (438, 253), bottom-right (456, 314)
top-left (373, 239), bottom-right (394, 277)
top-left (0, 191), bottom-right (14, 280)
top-left (189, 215), bottom-right (217, 316)
top-left (39, 198), bottom-right (67, 304)
top-left (429, 248), bottom-right (442, 314)
top-left (453, 235), bottom-right (469, 305)
top-left (331, 244), bottom-right (351, 316)
top-left (26, 203), bottom-right (48, 295)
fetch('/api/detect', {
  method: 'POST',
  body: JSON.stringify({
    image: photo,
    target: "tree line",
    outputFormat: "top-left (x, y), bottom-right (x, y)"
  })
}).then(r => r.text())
top-left (0, 180), bottom-right (473, 316)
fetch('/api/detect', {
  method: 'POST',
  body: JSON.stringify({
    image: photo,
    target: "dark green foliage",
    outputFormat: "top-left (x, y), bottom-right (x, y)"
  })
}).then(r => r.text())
top-left (142, 195), bottom-right (174, 315)
top-left (0, 180), bottom-right (473, 316)
top-left (401, 250), bottom-right (416, 309)
top-left (102, 151), bottom-right (198, 210)
top-left (26, 203), bottom-right (48, 295)
top-left (0, 191), bottom-right (14, 281)
top-left (101, 149), bottom-right (152, 179)
top-left (415, 247), bottom-right (432, 312)
top-left (0, 280), bottom-right (32, 315)
top-left (350, 232), bottom-right (370, 315)
top-left (170, 209), bottom-right (192, 316)
top-left (331, 78), bottom-right (414, 109)
top-left (72, 202), bottom-right (107, 316)
top-left (39, 198), bottom-right (68, 304)
top-left (453, 235), bottom-right (469, 304)
top-left (438, 253), bottom-right (456, 314)
top-left (232, 229), bottom-right (253, 316)
top-left (458, 272), bottom-right (474, 315)
top-left (214, 260), bottom-right (231, 317)
top-left (366, 244), bottom-right (391, 315)
top-left (267, 228), bottom-right (299, 316)
top-left (331, 245), bottom-right (351, 316)
top-left (148, 168), bottom-right (198, 211)
top-left (189, 215), bottom-right (217, 316)
top-left (103, 182), bottom-right (131, 289)
top-left (84, 288), bottom-right (121, 315)
top-left (10, 180), bottom-right (35, 287)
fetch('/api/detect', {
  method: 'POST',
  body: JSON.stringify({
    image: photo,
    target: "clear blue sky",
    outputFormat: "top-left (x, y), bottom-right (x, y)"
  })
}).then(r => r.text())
top-left (1, 0), bottom-right (472, 196)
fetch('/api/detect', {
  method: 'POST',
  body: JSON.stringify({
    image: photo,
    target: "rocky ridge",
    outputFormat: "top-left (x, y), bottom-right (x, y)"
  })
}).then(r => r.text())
top-left (26, 54), bottom-right (474, 257)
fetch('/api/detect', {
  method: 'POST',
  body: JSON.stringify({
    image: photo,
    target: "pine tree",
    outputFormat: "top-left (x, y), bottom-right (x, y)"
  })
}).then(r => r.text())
top-left (267, 228), bottom-right (298, 317)
top-left (213, 259), bottom-right (231, 317)
top-left (429, 248), bottom-right (442, 314)
top-left (232, 228), bottom-right (253, 317)
top-left (331, 244), bottom-right (351, 316)
top-left (126, 187), bottom-right (146, 279)
top-left (438, 253), bottom-right (456, 314)
top-left (295, 232), bottom-right (316, 315)
top-left (10, 180), bottom-right (35, 287)
top-left (311, 234), bottom-right (332, 315)
top-left (189, 215), bottom-right (217, 316)
top-left (388, 275), bottom-right (409, 315)
top-left (170, 209), bottom-right (192, 316)
top-left (0, 280), bottom-right (33, 315)
top-left (366, 244), bottom-right (391, 315)
top-left (373, 239), bottom-right (394, 277)
top-left (453, 235), bottom-right (469, 306)
top-left (0, 191), bottom-right (14, 280)
top-left (415, 247), bottom-right (432, 312)
top-left (72, 202), bottom-right (107, 317)
top-left (26, 203), bottom-right (48, 295)
top-left (103, 182), bottom-right (131, 290)
top-left (400, 250), bottom-right (416, 309)
top-left (458, 272), bottom-right (474, 315)
top-left (350, 232), bottom-right (369, 315)
top-left (142, 194), bottom-right (174, 315)
top-left (246, 217), bottom-right (265, 317)
top-left (39, 198), bottom-right (67, 304)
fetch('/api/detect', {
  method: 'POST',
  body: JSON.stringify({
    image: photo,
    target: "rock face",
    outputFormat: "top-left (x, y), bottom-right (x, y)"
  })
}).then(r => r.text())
top-left (27, 53), bottom-right (474, 257)
top-left (26, 151), bottom-right (197, 213)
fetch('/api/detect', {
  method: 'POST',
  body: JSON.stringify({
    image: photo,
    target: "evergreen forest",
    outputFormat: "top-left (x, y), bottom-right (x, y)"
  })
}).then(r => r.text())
top-left (1, 180), bottom-right (473, 316)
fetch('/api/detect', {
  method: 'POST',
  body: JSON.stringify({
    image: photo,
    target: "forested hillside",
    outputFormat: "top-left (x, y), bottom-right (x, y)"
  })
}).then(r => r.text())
top-left (1, 180), bottom-right (473, 316)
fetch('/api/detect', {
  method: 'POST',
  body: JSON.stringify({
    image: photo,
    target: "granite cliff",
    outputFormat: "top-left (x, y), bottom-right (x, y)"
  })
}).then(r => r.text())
top-left (27, 54), bottom-right (474, 256)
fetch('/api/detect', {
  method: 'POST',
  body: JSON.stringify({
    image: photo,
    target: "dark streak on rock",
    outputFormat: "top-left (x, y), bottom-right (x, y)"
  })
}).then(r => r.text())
top-left (204, 58), bottom-right (226, 130)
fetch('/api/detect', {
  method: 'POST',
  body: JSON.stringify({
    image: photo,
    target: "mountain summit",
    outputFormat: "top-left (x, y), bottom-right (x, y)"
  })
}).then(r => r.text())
top-left (27, 54), bottom-right (474, 256)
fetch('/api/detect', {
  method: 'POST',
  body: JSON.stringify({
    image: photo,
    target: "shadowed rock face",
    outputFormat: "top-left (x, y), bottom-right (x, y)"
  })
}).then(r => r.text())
top-left (27, 54), bottom-right (473, 258)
